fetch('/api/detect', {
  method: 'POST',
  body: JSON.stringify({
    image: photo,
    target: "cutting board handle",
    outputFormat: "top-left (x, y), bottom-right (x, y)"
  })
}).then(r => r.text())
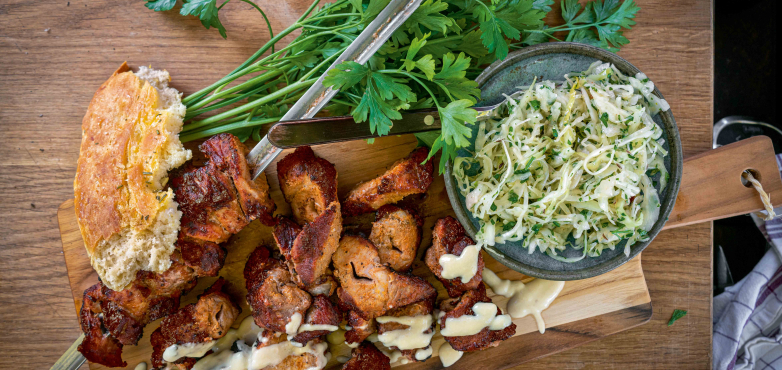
top-left (663, 135), bottom-right (782, 229)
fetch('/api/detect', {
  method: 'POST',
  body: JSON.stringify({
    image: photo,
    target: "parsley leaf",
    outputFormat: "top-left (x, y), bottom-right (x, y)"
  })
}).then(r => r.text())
top-left (474, 3), bottom-right (518, 60)
top-left (434, 53), bottom-right (480, 103)
top-left (404, 0), bottom-right (457, 37)
top-left (600, 112), bottom-right (609, 126)
top-left (438, 99), bottom-right (477, 148)
top-left (180, 0), bottom-right (227, 39)
top-left (145, 0), bottom-right (176, 12)
top-left (668, 309), bottom-right (687, 326)
top-left (402, 35), bottom-right (437, 80)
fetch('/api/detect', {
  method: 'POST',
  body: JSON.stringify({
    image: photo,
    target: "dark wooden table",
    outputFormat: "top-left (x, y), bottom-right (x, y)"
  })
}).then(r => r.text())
top-left (0, 0), bottom-right (713, 368)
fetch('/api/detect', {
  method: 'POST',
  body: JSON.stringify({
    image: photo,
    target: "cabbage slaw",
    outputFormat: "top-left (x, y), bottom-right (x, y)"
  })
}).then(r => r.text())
top-left (453, 61), bottom-right (670, 262)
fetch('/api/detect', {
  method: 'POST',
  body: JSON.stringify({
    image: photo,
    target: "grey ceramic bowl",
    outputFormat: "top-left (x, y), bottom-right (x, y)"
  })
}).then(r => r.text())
top-left (444, 42), bottom-right (683, 280)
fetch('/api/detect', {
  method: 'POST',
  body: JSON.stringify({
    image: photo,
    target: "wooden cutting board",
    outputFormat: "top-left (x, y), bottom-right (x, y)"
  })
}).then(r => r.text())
top-left (58, 134), bottom-right (653, 370)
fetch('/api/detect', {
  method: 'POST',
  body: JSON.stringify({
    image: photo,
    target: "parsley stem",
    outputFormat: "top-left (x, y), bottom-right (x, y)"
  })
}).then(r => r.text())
top-left (187, 79), bottom-right (316, 129)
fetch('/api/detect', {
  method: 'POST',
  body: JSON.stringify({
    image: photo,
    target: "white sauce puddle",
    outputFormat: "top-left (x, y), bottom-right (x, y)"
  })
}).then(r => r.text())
top-left (285, 312), bottom-right (303, 337)
top-left (298, 324), bottom-right (339, 333)
top-left (438, 342), bottom-right (463, 367)
top-left (439, 244), bottom-right (482, 283)
top-left (482, 268), bottom-right (565, 333)
top-left (190, 316), bottom-right (328, 370)
top-left (133, 362), bottom-right (147, 370)
top-left (375, 314), bottom-right (435, 350)
top-left (440, 302), bottom-right (511, 336)
top-left (163, 341), bottom-right (216, 362)
top-left (414, 346), bottom-right (433, 361)
top-left (248, 341), bottom-right (328, 370)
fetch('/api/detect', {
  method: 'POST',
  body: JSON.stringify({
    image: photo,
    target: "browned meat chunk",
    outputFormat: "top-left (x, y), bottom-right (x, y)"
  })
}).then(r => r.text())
top-left (342, 342), bottom-right (391, 370)
top-left (244, 246), bottom-right (312, 333)
top-left (425, 216), bottom-right (484, 298)
top-left (276, 146), bottom-right (338, 225)
top-left (274, 206), bottom-right (341, 293)
top-left (78, 243), bottom-right (223, 367)
top-left (344, 310), bottom-right (375, 346)
top-left (78, 284), bottom-right (127, 368)
top-left (200, 134), bottom-right (276, 225)
top-left (172, 134), bottom-right (275, 244)
top-left (369, 205), bottom-right (423, 272)
top-left (439, 284), bottom-right (516, 352)
top-left (343, 147), bottom-right (433, 216)
top-left (176, 235), bottom-right (226, 277)
top-left (333, 235), bottom-right (436, 319)
top-left (376, 298), bottom-right (435, 362)
top-left (275, 146), bottom-right (342, 295)
top-left (150, 279), bottom-right (241, 369)
top-left (291, 295), bottom-right (342, 345)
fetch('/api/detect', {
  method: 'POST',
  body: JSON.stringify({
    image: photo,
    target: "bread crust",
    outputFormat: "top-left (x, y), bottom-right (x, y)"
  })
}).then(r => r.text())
top-left (74, 62), bottom-right (191, 290)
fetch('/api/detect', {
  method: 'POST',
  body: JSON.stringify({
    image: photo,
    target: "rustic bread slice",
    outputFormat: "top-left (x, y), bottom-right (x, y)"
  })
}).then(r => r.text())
top-left (74, 62), bottom-right (191, 291)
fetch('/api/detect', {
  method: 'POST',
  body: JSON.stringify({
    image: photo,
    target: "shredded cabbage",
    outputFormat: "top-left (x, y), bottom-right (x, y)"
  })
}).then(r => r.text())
top-left (454, 62), bottom-right (670, 260)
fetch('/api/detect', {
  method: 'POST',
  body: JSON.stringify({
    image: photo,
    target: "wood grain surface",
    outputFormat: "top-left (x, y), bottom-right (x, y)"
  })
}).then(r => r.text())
top-left (57, 134), bottom-right (653, 369)
top-left (0, 0), bottom-right (713, 369)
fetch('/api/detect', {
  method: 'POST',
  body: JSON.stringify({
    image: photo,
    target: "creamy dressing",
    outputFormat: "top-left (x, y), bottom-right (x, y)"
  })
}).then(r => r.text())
top-left (326, 328), bottom-right (346, 345)
top-left (192, 315), bottom-right (328, 370)
top-left (163, 341), bottom-right (216, 362)
top-left (375, 346), bottom-right (410, 365)
top-left (438, 342), bottom-right (463, 367)
top-left (236, 315), bottom-right (263, 345)
top-left (134, 362), bottom-right (147, 370)
top-left (285, 312), bottom-right (303, 337)
top-left (440, 302), bottom-right (512, 336)
top-left (298, 324), bottom-right (339, 333)
top-left (438, 244), bottom-right (481, 283)
top-left (366, 333), bottom-right (380, 343)
top-left (248, 341), bottom-right (328, 370)
top-left (482, 268), bottom-right (565, 334)
top-left (414, 346), bottom-right (433, 361)
top-left (376, 314), bottom-right (435, 350)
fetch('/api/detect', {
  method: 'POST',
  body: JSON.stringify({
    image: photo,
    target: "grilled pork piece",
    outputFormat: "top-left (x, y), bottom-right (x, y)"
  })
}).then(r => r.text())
top-left (291, 295), bottom-right (342, 345)
top-left (150, 278), bottom-right (240, 369)
top-left (342, 342), bottom-right (391, 370)
top-left (369, 205), bottom-right (423, 272)
top-left (439, 284), bottom-right (516, 352)
top-left (273, 209), bottom-right (341, 294)
top-left (172, 134), bottom-right (276, 244)
top-left (244, 246), bottom-right (311, 334)
top-left (344, 311), bottom-right (376, 346)
top-left (425, 216), bottom-right (484, 298)
top-left (276, 146), bottom-right (339, 225)
top-left (275, 147), bottom-right (342, 293)
top-left (343, 147), bottom-right (433, 216)
top-left (78, 243), bottom-right (222, 367)
top-left (333, 235), bottom-right (436, 320)
top-left (78, 133), bottom-right (275, 367)
top-left (376, 298), bottom-right (436, 363)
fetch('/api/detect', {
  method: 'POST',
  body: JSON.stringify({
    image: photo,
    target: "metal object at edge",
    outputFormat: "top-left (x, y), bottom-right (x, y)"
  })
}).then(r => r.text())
top-left (247, 0), bottom-right (424, 179)
top-left (50, 334), bottom-right (86, 370)
top-left (266, 105), bottom-right (501, 148)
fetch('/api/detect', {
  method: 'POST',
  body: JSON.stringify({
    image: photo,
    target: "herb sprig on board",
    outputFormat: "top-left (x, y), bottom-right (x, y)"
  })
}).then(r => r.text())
top-left (150, 0), bottom-right (640, 172)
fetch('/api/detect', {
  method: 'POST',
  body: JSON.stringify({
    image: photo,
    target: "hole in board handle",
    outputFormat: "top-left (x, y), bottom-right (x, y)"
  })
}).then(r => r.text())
top-left (740, 168), bottom-right (762, 188)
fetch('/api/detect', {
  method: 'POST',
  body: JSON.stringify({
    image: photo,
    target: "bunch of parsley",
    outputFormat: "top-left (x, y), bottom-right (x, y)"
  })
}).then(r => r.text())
top-left (148, 0), bottom-right (639, 172)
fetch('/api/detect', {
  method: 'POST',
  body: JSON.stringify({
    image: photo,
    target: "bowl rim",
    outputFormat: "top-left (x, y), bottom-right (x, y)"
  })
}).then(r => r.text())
top-left (443, 42), bottom-right (683, 280)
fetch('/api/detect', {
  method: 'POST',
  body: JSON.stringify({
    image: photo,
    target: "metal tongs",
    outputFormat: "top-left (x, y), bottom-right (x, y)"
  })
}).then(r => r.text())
top-left (246, 0), bottom-right (425, 179)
